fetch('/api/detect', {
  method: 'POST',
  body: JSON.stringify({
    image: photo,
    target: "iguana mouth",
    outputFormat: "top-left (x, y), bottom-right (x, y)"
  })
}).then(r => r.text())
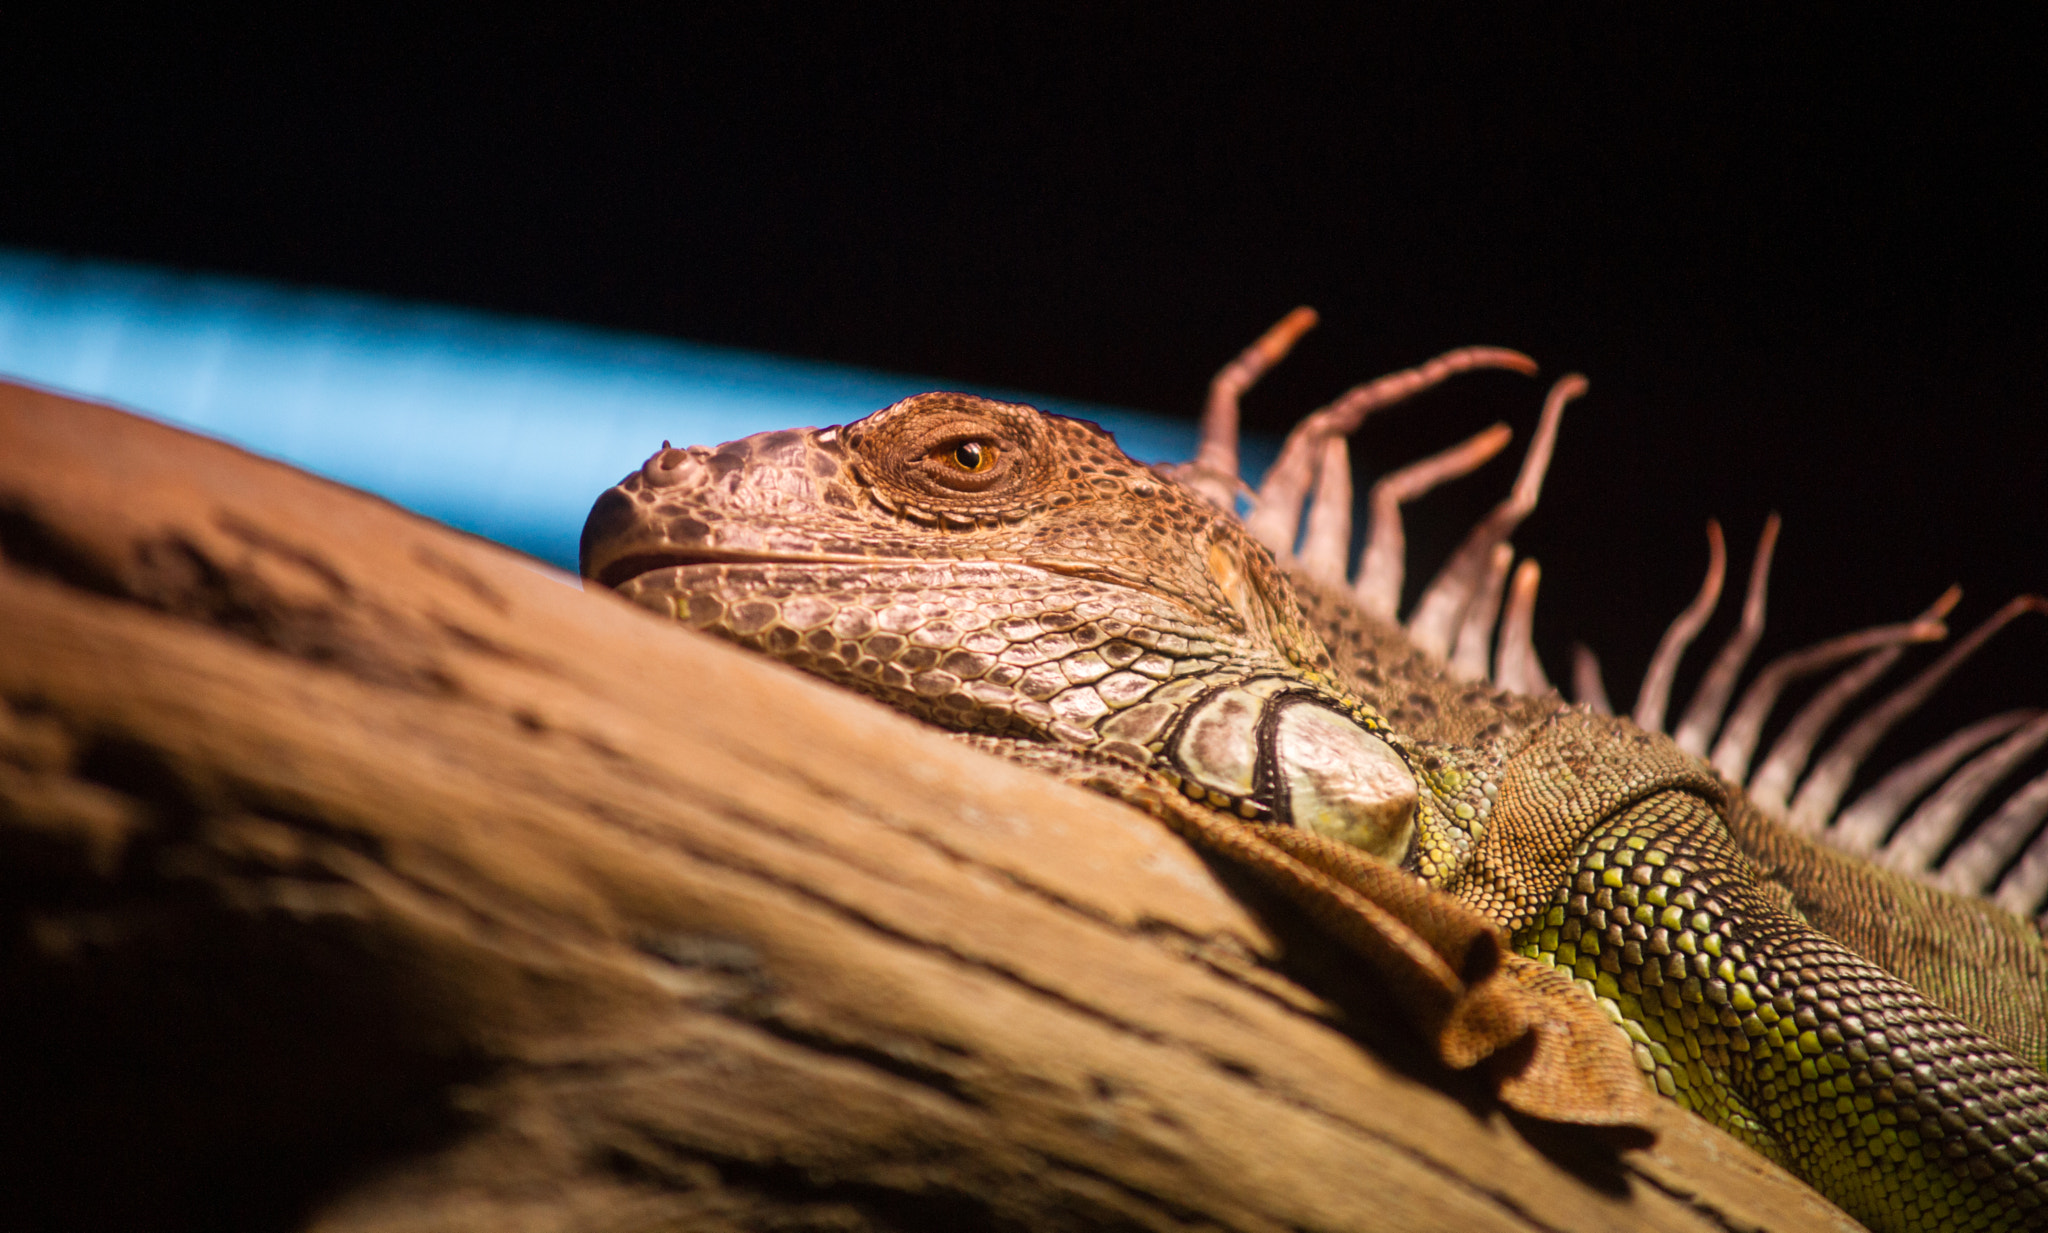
top-left (594, 549), bottom-right (890, 591)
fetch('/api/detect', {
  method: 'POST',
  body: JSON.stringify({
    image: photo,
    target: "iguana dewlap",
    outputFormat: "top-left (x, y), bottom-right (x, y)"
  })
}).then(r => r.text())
top-left (582, 377), bottom-right (2048, 1230)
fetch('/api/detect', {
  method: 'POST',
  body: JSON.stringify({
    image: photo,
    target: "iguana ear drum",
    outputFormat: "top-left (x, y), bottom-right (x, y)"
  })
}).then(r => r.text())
top-left (1265, 699), bottom-right (1418, 859)
top-left (1167, 680), bottom-right (1419, 860)
top-left (1173, 677), bottom-right (1294, 804)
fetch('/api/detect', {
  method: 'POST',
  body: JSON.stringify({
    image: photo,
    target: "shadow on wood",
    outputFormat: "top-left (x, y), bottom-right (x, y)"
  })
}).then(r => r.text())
top-left (0, 382), bottom-right (1859, 1232)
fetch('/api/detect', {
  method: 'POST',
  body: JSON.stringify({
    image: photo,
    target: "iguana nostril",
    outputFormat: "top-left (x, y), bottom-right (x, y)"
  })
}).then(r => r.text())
top-left (640, 446), bottom-right (692, 486)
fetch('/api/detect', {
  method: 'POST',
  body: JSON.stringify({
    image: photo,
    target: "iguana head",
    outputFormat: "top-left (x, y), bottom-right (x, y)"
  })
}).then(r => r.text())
top-left (581, 390), bottom-right (1431, 862)
top-left (583, 391), bottom-right (1328, 656)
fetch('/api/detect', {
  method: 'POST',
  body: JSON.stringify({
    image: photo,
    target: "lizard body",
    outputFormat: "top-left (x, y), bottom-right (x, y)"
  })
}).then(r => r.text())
top-left (582, 357), bottom-right (2048, 1230)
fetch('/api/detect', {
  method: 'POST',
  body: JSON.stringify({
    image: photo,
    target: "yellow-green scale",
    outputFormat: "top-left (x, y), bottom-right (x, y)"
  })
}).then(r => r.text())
top-left (1514, 792), bottom-right (2041, 1233)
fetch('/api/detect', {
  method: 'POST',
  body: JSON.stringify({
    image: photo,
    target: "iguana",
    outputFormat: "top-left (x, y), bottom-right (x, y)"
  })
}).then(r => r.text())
top-left (579, 311), bottom-right (2048, 1231)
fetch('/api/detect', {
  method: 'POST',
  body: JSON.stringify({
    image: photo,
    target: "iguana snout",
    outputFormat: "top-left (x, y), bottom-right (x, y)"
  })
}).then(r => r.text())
top-left (579, 427), bottom-right (885, 589)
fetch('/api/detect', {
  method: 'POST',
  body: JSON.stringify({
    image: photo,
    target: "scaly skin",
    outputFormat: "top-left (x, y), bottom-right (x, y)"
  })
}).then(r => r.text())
top-left (582, 391), bottom-right (2048, 1231)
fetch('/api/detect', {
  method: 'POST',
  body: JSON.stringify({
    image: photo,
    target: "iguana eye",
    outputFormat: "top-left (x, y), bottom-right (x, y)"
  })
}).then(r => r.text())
top-left (949, 441), bottom-right (995, 472)
top-left (868, 399), bottom-right (1042, 498)
top-left (915, 435), bottom-right (1010, 492)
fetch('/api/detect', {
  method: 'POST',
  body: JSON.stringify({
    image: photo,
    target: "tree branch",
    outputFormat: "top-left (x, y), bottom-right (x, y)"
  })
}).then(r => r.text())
top-left (0, 382), bottom-right (1858, 1232)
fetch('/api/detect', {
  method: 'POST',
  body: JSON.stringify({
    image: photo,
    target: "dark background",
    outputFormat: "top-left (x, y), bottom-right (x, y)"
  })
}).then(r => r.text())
top-left (3, 9), bottom-right (2043, 768)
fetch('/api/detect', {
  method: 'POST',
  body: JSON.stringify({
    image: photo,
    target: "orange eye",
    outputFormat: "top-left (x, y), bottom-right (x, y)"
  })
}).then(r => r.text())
top-left (949, 440), bottom-right (995, 472)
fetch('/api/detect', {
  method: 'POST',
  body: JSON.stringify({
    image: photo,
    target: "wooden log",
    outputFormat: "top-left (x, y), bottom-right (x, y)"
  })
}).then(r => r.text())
top-left (0, 380), bottom-right (1859, 1232)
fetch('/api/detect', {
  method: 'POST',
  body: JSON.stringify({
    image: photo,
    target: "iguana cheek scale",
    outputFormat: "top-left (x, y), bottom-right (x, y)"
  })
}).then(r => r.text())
top-left (581, 333), bottom-right (2048, 1231)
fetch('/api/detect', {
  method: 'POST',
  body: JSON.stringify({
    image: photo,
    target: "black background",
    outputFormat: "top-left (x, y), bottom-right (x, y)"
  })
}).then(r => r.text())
top-left (3, 9), bottom-right (2043, 766)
